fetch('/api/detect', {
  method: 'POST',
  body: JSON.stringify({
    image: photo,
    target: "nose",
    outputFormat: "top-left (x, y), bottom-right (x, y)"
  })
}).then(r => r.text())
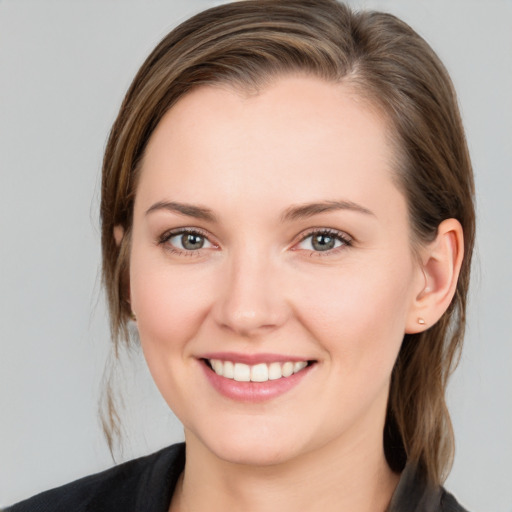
top-left (212, 248), bottom-right (289, 337)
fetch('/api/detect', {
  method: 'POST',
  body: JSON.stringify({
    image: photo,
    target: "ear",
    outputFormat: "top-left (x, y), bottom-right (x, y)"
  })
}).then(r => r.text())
top-left (113, 225), bottom-right (124, 246)
top-left (405, 218), bottom-right (464, 334)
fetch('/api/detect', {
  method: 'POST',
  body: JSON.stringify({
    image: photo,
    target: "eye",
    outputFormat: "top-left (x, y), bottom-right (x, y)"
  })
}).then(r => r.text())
top-left (159, 228), bottom-right (215, 253)
top-left (296, 229), bottom-right (351, 253)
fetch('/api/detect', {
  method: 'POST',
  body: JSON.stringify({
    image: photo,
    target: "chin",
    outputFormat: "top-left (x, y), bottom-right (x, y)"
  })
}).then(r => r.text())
top-left (215, 439), bottom-right (300, 467)
top-left (190, 421), bottom-right (310, 467)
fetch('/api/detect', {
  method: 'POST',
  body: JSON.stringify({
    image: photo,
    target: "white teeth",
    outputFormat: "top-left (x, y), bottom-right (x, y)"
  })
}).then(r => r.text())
top-left (233, 363), bottom-right (251, 382)
top-left (208, 359), bottom-right (309, 382)
top-left (282, 361), bottom-right (294, 377)
top-left (268, 362), bottom-right (282, 380)
top-left (293, 361), bottom-right (307, 373)
top-left (223, 360), bottom-right (234, 379)
top-left (250, 363), bottom-right (268, 382)
top-left (211, 359), bottom-right (223, 376)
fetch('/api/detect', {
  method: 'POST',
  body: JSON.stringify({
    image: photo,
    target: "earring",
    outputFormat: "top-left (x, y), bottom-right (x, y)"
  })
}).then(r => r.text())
top-left (417, 317), bottom-right (426, 325)
top-left (130, 311), bottom-right (137, 322)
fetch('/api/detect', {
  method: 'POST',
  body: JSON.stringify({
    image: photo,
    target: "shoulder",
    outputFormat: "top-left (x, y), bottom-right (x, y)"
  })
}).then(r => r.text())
top-left (4, 443), bottom-right (185, 512)
top-left (389, 463), bottom-right (470, 512)
top-left (440, 489), bottom-right (469, 512)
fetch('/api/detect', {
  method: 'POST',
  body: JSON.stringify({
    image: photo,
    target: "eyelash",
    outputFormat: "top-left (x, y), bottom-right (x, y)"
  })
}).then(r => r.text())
top-left (157, 227), bottom-right (352, 257)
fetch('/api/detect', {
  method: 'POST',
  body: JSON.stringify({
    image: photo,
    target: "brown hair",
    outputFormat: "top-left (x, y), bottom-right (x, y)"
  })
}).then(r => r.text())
top-left (100, 0), bottom-right (475, 485)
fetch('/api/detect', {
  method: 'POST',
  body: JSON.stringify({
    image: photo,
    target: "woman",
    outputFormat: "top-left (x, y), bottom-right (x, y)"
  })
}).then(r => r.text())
top-left (6, 0), bottom-right (474, 510)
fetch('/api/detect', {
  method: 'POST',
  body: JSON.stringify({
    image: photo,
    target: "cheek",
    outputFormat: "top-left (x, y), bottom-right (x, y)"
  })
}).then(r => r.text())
top-left (294, 254), bottom-right (415, 371)
top-left (129, 252), bottom-right (215, 352)
top-left (128, 252), bottom-right (219, 419)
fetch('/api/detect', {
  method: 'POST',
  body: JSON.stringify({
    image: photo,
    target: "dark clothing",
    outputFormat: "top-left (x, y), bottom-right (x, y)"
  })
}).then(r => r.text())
top-left (5, 443), bottom-right (468, 512)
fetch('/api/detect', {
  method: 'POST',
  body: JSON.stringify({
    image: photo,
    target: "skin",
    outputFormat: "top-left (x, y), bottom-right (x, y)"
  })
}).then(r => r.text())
top-left (123, 75), bottom-right (463, 512)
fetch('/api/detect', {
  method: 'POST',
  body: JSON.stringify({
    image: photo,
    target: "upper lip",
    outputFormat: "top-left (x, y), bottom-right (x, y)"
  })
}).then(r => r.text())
top-left (199, 352), bottom-right (314, 365)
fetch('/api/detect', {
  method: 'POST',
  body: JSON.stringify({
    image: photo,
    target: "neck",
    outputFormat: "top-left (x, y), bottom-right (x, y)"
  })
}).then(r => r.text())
top-left (171, 429), bottom-right (400, 512)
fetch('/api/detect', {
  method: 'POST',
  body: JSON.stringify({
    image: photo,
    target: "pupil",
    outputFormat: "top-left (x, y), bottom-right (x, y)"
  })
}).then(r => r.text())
top-left (312, 234), bottom-right (335, 251)
top-left (182, 234), bottom-right (204, 250)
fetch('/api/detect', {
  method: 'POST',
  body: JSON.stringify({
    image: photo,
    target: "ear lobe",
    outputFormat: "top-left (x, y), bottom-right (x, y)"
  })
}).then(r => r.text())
top-left (405, 218), bottom-right (464, 334)
top-left (114, 225), bottom-right (124, 246)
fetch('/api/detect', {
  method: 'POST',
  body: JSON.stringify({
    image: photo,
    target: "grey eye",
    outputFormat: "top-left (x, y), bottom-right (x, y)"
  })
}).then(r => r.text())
top-left (167, 232), bottom-right (212, 251)
top-left (181, 233), bottom-right (205, 250)
top-left (297, 231), bottom-right (346, 252)
top-left (311, 233), bottom-right (337, 251)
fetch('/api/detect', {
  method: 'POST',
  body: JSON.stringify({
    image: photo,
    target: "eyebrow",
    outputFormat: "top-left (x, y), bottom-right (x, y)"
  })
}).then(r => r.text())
top-left (145, 199), bottom-right (375, 223)
top-left (280, 200), bottom-right (375, 222)
top-left (145, 201), bottom-right (217, 222)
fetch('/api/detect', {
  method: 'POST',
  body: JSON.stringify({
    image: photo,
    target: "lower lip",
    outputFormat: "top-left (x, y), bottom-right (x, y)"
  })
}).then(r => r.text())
top-left (200, 360), bottom-right (314, 403)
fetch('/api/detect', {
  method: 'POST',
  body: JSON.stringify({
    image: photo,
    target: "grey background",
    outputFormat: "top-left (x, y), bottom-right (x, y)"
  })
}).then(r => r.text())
top-left (1, 1), bottom-right (511, 510)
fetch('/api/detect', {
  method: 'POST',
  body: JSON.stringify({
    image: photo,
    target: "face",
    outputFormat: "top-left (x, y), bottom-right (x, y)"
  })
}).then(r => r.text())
top-left (129, 76), bottom-right (424, 467)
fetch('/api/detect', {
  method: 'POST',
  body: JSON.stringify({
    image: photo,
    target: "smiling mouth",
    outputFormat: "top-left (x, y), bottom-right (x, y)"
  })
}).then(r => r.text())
top-left (204, 359), bottom-right (315, 383)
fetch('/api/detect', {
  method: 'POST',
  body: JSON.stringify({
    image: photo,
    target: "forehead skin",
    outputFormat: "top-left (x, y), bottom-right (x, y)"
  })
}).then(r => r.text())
top-left (135, 76), bottom-right (406, 242)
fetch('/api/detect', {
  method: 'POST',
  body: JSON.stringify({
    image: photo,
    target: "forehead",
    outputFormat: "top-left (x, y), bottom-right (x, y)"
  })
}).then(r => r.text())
top-left (136, 75), bottom-right (403, 223)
